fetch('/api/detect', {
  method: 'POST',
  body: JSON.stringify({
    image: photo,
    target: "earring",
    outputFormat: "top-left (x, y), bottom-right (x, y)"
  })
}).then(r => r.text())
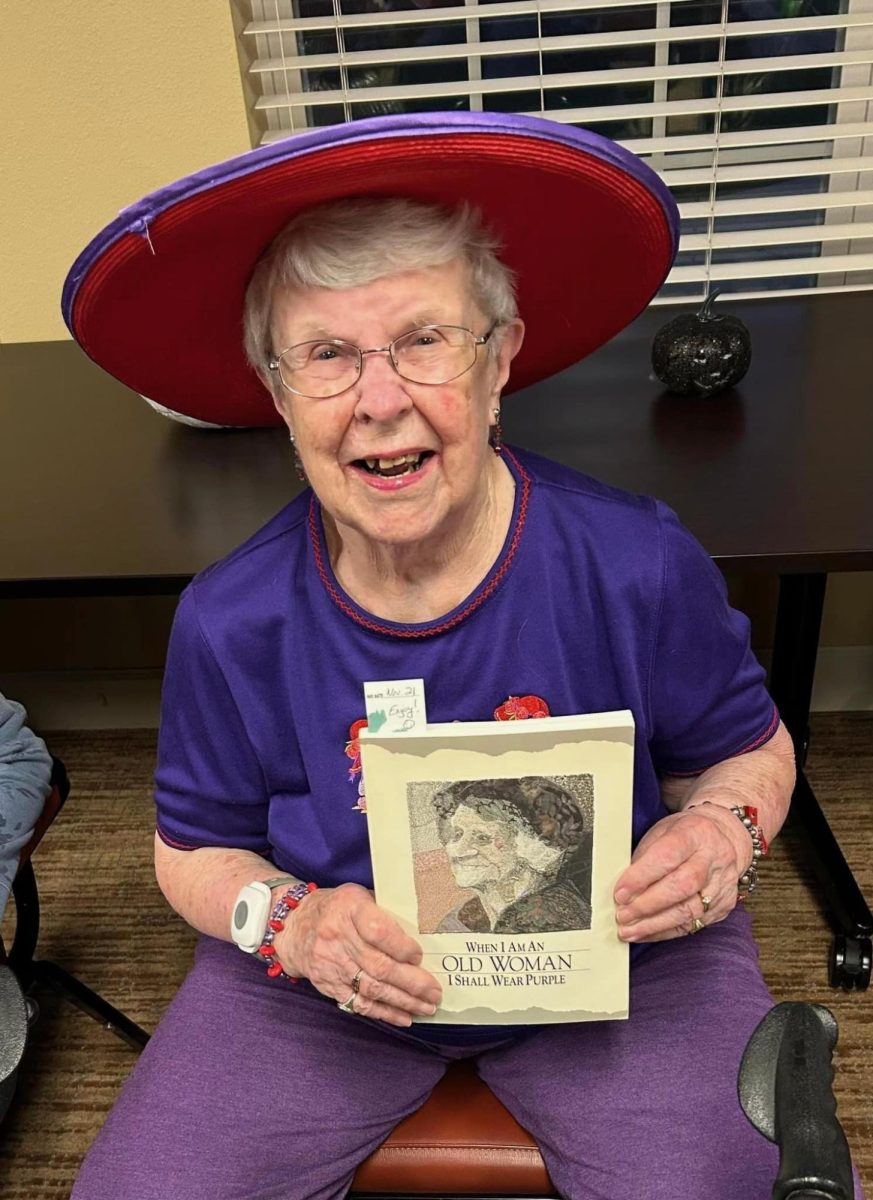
top-left (489, 407), bottom-right (503, 455)
top-left (288, 432), bottom-right (307, 482)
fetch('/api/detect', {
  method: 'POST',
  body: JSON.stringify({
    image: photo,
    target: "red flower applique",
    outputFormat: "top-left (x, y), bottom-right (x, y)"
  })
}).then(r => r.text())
top-left (345, 719), bottom-right (368, 773)
top-left (493, 695), bottom-right (550, 721)
top-left (345, 718), bottom-right (368, 813)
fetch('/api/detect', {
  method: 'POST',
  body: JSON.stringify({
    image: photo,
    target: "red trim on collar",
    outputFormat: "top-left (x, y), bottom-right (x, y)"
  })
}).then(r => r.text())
top-left (308, 448), bottom-right (531, 638)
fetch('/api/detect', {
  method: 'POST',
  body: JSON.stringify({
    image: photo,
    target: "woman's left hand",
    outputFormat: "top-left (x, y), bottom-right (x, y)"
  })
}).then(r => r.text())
top-left (613, 805), bottom-right (751, 942)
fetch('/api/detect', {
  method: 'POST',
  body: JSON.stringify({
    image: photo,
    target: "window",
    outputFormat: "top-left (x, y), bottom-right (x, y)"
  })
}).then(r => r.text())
top-left (236, 0), bottom-right (873, 299)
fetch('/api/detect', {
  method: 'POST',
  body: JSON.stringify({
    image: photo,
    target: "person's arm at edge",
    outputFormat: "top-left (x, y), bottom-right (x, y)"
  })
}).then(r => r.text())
top-left (0, 694), bottom-right (53, 920)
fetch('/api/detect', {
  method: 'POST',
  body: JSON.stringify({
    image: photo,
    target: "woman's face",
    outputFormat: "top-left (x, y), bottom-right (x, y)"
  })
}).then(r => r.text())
top-left (267, 258), bottom-right (523, 550)
top-left (445, 804), bottom-right (517, 889)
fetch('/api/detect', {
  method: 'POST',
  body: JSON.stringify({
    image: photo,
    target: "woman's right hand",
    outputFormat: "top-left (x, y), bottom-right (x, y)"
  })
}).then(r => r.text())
top-left (275, 883), bottom-right (443, 1026)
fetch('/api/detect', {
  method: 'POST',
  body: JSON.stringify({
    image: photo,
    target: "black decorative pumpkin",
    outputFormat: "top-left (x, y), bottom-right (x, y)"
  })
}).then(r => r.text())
top-left (651, 289), bottom-right (751, 398)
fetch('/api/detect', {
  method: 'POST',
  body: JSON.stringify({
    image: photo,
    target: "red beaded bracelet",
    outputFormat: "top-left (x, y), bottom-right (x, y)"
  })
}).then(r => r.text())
top-left (686, 802), bottom-right (768, 899)
top-left (257, 881), bottom-right (318, 983)
top-left (730, 805), bottom-right (768, 899)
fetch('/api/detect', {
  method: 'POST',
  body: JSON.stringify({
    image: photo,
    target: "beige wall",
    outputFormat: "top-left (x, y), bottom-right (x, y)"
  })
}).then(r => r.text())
top-left (1, 0), bottom-right (251, 343)
top-left (725, 573), bottom-right (873, 651)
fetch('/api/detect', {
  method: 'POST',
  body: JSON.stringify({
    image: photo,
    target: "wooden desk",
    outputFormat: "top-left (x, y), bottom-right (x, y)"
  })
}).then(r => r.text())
top-left (2, 291), bottom-right (871, 979)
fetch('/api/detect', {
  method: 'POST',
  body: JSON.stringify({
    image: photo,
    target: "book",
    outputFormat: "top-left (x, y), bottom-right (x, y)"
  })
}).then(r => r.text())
top-left (359, 710), bottom-right (634, 1025)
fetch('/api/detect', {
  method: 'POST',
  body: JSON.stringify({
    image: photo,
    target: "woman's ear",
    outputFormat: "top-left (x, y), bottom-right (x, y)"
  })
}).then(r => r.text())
top-left (255, 361), bottom-right (282, 402)
top-left (270, 388), bottom-right (289, 424)
top-left (260, 369), bottom-right (294, 428)
top-left (491, 319), bottom-right (525, 398)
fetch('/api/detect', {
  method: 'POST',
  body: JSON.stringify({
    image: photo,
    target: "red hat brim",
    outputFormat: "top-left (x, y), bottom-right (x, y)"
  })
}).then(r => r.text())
top-left (63, 113), bottom-right (678, 428)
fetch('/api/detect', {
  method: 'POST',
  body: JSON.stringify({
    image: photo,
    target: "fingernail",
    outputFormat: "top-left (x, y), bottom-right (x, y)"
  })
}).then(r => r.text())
top-left (614, 889), bottom-right (630, 905)
top-left (618, 927), bottom-right (637, 942)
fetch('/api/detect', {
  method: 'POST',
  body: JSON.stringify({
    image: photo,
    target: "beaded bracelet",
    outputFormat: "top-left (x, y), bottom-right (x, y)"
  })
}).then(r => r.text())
top-left (257, 881), bottom-right (318, 983)
top-left (730, 805), bottom-right (768, 899)
top-left (687, 802), bottom-right (768, 899)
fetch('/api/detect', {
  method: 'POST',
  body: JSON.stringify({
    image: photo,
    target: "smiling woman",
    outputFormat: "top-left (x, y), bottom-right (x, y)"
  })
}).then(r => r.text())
top-left (247, 219), bottom-right (523, 606)
top-left (60, 113), bottom-right (828, 1200)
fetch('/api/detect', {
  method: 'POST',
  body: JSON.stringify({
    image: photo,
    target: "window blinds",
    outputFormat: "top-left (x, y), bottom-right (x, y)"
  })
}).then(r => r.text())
top-left (238, 0), bottom-right (873, 300)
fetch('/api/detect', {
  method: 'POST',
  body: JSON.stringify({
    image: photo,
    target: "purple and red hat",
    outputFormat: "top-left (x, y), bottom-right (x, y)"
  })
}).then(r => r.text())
top-left (62, 111), bottom-right (679, 428)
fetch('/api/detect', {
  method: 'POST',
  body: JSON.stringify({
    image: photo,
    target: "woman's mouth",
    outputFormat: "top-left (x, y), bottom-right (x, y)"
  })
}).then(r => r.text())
top-left (354, 451), bottom-right (434, 479)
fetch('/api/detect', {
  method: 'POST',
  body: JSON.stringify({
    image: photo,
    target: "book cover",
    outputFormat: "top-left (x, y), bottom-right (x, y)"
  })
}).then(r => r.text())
top-left (359, 711), bottom-right (634, 1025)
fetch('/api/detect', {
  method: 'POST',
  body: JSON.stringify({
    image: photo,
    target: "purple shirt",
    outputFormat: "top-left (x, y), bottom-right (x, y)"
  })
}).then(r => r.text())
top-left (155, 446), bottom-right (776, 1035)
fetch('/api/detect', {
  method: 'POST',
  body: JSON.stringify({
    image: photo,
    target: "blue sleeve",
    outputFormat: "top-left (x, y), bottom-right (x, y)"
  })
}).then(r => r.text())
top-left (647, 503), bottom-right (779, 775)
top-left (154, 588), bottom-right (272, 854)
top-left (0, 693), bottom-right (53, 917)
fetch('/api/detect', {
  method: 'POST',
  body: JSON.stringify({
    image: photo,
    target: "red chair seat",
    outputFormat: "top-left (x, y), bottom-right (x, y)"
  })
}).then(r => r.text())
top-left (351, 1060), bottom-right (556, 1196)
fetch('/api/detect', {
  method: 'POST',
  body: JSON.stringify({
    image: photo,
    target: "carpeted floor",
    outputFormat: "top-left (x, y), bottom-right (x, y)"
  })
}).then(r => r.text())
top-left (0, 714), bottom-right (871, 1198)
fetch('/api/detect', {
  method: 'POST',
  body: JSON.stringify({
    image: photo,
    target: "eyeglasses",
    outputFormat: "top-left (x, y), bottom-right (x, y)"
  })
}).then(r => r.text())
top-left (267, 323), bottom-right (496, 399)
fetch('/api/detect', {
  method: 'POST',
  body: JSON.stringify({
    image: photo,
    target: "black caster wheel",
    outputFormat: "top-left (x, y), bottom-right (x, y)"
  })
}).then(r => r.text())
top-left (829, 934), bottom-right (872, 990)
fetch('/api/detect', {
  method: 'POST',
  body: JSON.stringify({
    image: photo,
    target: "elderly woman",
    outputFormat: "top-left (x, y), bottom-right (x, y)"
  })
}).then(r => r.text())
top-left (64, 113), bottom-right (819, 1199)
top-left (433, 777), bottom-right (591, 934)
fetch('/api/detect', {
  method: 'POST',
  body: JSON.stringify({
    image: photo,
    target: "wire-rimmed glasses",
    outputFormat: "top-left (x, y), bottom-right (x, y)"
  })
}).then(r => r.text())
top-left (267, 323), bottom-right (496, 399)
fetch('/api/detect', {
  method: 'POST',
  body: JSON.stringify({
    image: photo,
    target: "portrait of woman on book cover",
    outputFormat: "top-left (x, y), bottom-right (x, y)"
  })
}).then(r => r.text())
top-left (425, 776), bottom-right (593, 936)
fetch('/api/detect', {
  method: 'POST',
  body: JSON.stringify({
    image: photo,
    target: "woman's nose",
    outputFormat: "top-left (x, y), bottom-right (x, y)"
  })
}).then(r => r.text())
top-left (353, 351), bottom-right (414, 422)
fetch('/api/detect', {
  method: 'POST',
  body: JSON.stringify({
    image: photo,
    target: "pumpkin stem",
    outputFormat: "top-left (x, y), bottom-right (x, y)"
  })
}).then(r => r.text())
top-left (698, 287), bottom-right (722, 321)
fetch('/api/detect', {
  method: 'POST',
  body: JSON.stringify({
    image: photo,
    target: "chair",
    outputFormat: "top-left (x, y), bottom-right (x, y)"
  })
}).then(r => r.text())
top-left (351, 1059), bottom-right (556, 1198)
top-left (5, 756), bottom-right (149, 1051)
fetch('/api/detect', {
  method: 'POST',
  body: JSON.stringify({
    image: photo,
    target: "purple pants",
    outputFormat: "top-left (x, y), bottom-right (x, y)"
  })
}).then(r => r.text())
top-left (71, 908), bottom-right (862, 1200)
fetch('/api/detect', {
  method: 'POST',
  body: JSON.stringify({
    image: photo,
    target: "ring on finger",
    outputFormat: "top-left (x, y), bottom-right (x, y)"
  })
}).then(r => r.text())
top-left (699, 893), bottom-right (713, 914)
top-left (337, 992), bottom-right (357, 1013)
top-left (689, 917), bottom-right (705, 935)
top-left (351, 967), bottom-right (364, 996)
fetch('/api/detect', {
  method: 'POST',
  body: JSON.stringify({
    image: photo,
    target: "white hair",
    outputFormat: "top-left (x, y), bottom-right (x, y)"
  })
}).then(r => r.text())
top-left (242, 196), bottom-right (518, 383)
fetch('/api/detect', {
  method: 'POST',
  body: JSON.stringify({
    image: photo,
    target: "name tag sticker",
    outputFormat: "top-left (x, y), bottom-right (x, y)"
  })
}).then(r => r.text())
top-left (363, 678), bottom-right (428, 735)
